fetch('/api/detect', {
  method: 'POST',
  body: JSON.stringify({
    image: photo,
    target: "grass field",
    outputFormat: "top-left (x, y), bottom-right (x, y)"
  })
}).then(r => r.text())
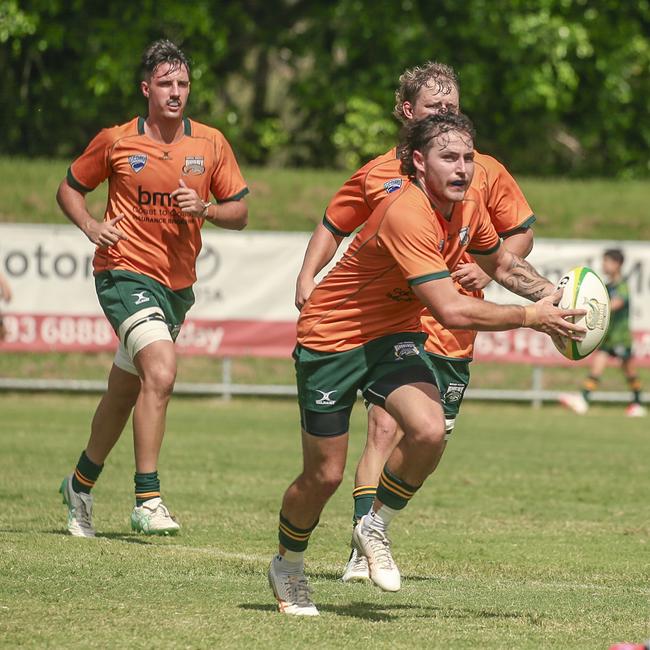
top-left (1, 394), bottom-right (649, 648)
top-left (1, 156), bottom-right (650, 239)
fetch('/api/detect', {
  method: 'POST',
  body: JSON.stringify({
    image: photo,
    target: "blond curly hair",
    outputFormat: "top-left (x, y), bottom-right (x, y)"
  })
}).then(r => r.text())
top-left (393, 62), bottom-right (459, 124)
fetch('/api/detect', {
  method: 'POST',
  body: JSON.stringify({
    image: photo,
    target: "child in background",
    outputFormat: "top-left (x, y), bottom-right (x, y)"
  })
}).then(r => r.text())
top-left (560, 248), bottom-right (646, 416)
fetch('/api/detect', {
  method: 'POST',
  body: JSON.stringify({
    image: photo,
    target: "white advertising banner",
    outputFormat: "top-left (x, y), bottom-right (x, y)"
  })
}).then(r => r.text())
top-left (0, 224), bottom-right (648, 365)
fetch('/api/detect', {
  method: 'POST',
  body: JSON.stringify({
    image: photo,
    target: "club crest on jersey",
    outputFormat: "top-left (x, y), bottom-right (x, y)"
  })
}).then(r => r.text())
top-left (128, 154), bottom-right (147, 173)
top-left (393, 341), bottom-right (420, 361)
top-left (443, 382), bottom-right (466, 404)
top-left (183, 156), bottom-right (205, 175)
top-left (458, 226), bottom-right (470, 246)
top-left (383, 178), bottom-right (403, 194)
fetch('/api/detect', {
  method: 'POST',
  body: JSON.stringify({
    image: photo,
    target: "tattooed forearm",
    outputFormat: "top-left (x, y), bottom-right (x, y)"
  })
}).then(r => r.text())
top-left (496, 253), bottom-right (554, 302)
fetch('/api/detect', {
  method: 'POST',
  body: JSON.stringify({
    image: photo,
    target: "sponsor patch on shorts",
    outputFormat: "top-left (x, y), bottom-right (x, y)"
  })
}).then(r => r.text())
top-left (443, 382), bottom-right (466, 404)
top-left (393, 341), bottom-right (420, 361)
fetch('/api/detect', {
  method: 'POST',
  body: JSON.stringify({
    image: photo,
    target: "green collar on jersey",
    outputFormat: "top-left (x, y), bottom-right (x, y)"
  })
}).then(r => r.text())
top-left (137, 116), bottom-right (192, 136)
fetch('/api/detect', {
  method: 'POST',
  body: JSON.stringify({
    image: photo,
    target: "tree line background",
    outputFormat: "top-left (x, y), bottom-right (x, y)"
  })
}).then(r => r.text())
top-left (1, 0), bottom-right (648, 177)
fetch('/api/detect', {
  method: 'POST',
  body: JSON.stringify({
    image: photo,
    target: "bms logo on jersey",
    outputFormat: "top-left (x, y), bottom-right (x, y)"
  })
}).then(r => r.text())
top-left (458, 226), bottom-right (470, 246)
top-left (384, 178), bottom-right (403, 194)
top-left (393, 341), bottom-right (420, 361)
top-left (128, 154), bottom-right (147, 173)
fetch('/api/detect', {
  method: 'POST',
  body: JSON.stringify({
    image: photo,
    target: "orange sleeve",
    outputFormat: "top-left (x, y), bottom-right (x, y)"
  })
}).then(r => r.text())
top-left (323, 165), bottom-right (374, 236)
top-left (324, 151), bottom-right (404, 236)
top-left (377, 200), bottom-right (450, 285)
top-left (210, 134), bottom-right (249, 202)
top-left (67, 129), bottom-right (113, 192)
top-left (467, 202), bottom-right (501, 255)
top-left (483, 157), bottom-right (535, 235)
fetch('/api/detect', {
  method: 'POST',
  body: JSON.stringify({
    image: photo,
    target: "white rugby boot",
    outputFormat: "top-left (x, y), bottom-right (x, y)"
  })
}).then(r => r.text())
top-left (352, 514), bottom-right (400, 592)
top-left (59, 474), bottom-right (96, 538)
top-left (130, 497), bottom-right (180, 535)
top-left (268, 555), bottom-right (319, 616)
top-left (558, 392), bottom-right (589, 415)
top-left (626, 403), bottom-right (647, 417)
top-left (341, 546), bottom-right (370, 582)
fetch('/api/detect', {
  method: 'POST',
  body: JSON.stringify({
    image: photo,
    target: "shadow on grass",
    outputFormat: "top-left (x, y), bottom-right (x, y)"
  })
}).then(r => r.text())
top-left (240, 601), bottom-right (529, 622)
top-left (239, 601), bottom-right (397, 621)
top-left (0, 528), bottom-right (158, 546)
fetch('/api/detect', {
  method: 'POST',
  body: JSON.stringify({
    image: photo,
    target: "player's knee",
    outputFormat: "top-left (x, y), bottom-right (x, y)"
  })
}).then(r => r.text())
top-left (140, 362), bottom-right (177, 397)
top-left (368, 408), bottom-right (399, 445)
top-left (407, 416), bottom-right (446, 450)
top-left (300, 465), bottom-right (344, 498)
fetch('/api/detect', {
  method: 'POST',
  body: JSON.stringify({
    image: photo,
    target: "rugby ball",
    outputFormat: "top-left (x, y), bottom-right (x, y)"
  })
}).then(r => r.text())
top-left (552, 266), bottom-right (610, 360)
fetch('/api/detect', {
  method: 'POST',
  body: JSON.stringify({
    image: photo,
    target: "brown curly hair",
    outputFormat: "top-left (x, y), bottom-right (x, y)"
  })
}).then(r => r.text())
top-left (141, 39), bottom-right (190, 80)
top-left (399, 113), bottom-right (475, 178)
top-left (393, 62), bottom-right (459, 124)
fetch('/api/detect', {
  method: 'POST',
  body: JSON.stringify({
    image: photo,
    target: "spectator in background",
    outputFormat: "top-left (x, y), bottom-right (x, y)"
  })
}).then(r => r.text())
top-left (0, 272), bottom-right (12, 340)
top-left (559, 249), bottom-right (646, 417)
top-left (56, 39), bottom-right (248, 538)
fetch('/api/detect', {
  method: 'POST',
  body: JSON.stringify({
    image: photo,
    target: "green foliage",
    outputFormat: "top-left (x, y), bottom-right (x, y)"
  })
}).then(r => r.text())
top-left (332, 97), bottom-right (398, 169)
top-left (0, 0), bottom-right (648, 176)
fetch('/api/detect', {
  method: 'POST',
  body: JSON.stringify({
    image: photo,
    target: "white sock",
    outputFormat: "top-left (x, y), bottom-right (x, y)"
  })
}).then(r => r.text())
top-left (362, 504), bottom-right (399, 534)
top-left (276, 551), bottom-right (304, 573)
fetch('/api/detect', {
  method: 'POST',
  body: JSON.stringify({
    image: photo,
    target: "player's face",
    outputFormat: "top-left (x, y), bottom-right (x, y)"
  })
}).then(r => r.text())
top-left (415, 130), bottom-right (474, 205)
top-left (602, 256), bottom-right (620, 277)
top-left (405, 81), bottom-right (460, 120)
top-left (141, 62), bottom-right (190, 122)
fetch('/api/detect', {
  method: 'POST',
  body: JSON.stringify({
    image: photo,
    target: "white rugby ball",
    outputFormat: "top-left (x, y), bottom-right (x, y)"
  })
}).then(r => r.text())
top-left (553, 266), bottom-right (610, 360)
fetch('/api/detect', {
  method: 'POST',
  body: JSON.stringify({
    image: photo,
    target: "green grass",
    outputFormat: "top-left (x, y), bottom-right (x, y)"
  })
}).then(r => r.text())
top-left (1, 395), bottom-right (649, 648)
top-left (1, 156), bottom-right (649, 238)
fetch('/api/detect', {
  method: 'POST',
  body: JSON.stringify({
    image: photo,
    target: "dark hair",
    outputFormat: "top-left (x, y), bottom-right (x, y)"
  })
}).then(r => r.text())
top-left (604, 248), bottom-right (624, 265)
top-left (141, 39), bottom-right (190, 80)
top-left (399, 113), bottom-right (475, 178)
top-left (393, 61), bottom-right (460, 124)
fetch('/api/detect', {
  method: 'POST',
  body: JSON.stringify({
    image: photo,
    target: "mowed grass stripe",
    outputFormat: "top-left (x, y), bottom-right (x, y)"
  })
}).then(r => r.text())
top-left (0, 395), bottom-right (648, 648)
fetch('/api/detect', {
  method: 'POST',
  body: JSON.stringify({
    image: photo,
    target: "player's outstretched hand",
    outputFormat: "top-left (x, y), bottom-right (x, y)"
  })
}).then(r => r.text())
top-left (523, 291), bottom-right (587, 340)
top-left (171, 179), bottom-right (206, 218)
top-left (86, 214), bottom-right (128, 247)
top-left (450, 261), bottom-right (492, 291)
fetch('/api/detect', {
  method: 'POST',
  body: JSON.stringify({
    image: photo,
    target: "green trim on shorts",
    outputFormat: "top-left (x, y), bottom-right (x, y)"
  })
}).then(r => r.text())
top-left (94, 270), bottom-right (195, 340)
top-left (295, 332), bottom-right (434, 414)
top-left (425, 352), bottom-right (471, 419)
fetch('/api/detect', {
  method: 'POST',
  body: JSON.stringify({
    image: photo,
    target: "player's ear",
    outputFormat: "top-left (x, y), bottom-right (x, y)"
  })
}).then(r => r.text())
top-left (413, 149), bottom-right (426, 173)
top-left (402, 101), bottom-right (414, 120)
top-left (141, 80), bottom-right (149, 98)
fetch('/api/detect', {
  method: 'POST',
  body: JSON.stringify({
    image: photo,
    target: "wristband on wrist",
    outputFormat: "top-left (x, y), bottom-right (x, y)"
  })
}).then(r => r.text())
top-left (521, 305), bottom-right (536, 327)
top-left (201, 201), bottom-right (213, 218)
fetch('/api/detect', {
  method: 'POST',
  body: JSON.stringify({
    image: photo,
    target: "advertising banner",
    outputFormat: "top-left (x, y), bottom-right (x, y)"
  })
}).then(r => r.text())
top-left (1, 224), bottom-right (648, 365)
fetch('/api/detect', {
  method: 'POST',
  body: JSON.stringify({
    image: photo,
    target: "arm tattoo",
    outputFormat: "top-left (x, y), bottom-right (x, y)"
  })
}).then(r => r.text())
top-left (498, 253), bottom-right (554, 302)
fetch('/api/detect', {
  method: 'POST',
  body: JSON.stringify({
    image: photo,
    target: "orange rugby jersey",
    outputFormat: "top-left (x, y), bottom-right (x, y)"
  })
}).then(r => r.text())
top-left (68, 116), bottom-right (248, 290)
top-left (298, 181), bottom-right (500, 353)
top-left (324, 147), bottom-right (534, 359)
